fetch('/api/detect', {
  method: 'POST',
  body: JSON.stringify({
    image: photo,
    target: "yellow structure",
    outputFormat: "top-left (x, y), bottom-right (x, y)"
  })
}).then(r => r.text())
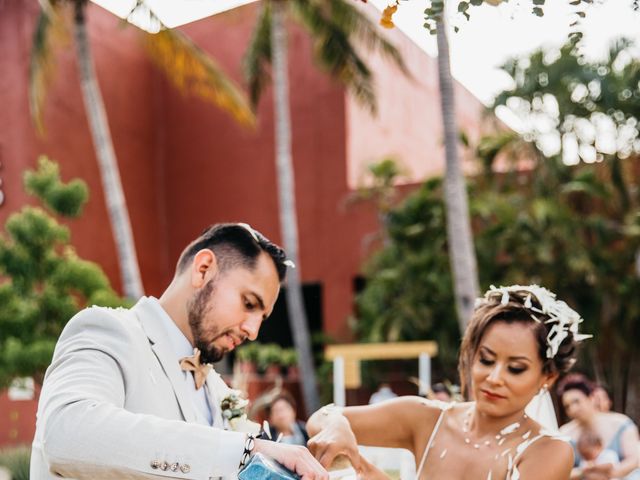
top-left (325, 341), bottom-right (438, 389)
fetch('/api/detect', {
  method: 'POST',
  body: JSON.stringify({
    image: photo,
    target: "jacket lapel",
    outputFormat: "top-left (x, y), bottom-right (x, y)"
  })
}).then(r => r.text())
top-left (205, 369), bottom-right (230, 428)
top-left (133, 298), bottom-right (198, 424)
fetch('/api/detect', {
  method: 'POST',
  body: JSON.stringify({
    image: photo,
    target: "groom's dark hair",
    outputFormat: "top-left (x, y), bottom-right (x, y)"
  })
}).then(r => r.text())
top-left (176, 223), bottom-right (288, 281)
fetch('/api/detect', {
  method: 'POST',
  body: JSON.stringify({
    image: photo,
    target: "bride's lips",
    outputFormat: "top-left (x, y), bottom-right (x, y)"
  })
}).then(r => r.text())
top-left (481, 389), bottom-right (506, 401)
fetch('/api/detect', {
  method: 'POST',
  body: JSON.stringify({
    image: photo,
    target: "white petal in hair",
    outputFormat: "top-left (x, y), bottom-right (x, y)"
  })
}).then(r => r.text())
top-left (481, 285), bottom-right (592, 358)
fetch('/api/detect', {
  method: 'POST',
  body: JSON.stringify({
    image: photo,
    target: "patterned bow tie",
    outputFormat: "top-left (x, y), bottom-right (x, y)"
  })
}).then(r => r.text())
top-left (179, 348), bottom-right (212, 390)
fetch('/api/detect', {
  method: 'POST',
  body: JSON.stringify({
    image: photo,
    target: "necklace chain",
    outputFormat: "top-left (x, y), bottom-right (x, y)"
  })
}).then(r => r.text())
top-left (462, 406), bottom-right (528, 449)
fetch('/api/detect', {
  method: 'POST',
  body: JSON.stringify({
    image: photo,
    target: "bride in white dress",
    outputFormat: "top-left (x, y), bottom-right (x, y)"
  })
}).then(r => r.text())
top-left (307, 285), bottom-right (591, 480)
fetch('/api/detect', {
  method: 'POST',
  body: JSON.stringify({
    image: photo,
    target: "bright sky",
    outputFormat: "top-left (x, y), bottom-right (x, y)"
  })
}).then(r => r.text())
top-left (367, 0), bottom-right (640, 106)
top-left (91, 0), bottom-right (257, 31)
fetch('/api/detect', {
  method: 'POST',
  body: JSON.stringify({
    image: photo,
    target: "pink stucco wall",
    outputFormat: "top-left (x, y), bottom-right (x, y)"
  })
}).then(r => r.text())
top-left (346, 6), bottom-right (487, 187)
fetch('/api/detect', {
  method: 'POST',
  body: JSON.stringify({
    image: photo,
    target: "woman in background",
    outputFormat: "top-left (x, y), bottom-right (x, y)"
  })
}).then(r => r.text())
top-left (558, 375), bottom-right (640, 480)
top-left (266, 390), bottom-right (309, 446)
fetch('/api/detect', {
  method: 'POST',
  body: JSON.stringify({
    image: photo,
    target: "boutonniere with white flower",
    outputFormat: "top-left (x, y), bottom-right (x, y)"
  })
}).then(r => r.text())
top-left (220, 391), bottom-right (262, 435)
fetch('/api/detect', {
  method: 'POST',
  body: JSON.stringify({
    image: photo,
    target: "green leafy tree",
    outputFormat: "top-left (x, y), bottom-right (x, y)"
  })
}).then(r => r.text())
top-left (356, 147), bottom-right (640, 414)
top-left (30, 0), bottom-right (255, 299)
top-left (0, 156), bottom-right (126, 387)
top-left (491, 36), bottom-right (640, 414)
top-left (355, 177), bottom-right (461, 377)
top-left (357, 33), bottom-right (640, 403)
top-left (243, 0), bottom-right (407, 413)
top-left (382, 0), bottom-right (482, 331)
top-left (377, 0), bottom-right (638, 334)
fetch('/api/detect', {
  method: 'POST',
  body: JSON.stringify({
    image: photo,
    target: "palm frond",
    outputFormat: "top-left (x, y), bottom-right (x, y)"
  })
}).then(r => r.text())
top-left (291, 0), bottom-right (377, 111)
top-left (142, 29), bottom-right (255, 128)
top-left (243, 2), bottom-right (272, 108)
top-left (324, 0), bottom-right (409, 77)
top-left (29, 2), bottom-right (70, 136)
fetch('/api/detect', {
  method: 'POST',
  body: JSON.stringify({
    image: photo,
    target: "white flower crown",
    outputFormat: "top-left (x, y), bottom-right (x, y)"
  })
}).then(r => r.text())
top-left (477, 284), bottom-right (592, 359)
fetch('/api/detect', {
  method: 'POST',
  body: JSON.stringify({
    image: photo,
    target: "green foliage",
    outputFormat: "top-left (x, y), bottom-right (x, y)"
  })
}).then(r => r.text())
top-left (30, 1), bottom-right (256, 133)
top-left (243, 2), bottom-right (273, 109)
top-left (236, 341), bottom-right (262, 363)
top-left (243, 0), bottom-right (407, 113)
top-left (236, 342), bottom-right (298, 370)
top-left (280, 348), bottom-right (298, 367)
top-left (24, 156), bottom-right (88, 217)
top-left (0, 446), bottom-right (30, 480)
top-left (358, 45), bottom-right (640, 392)
top-left (356, 152), bottom-right (640, 405)
top-left (256, 343), bottom-right (284, 371)
top-left (0, 158), bottom-right (126, 387)
top-left (495, 37), bottom-right (640, 163)
top-left (489, 37), bottom-right (640, 413)
top-left (424, 0), bottom-right (606, 37)
top-left (354, 177), bottom-right (462, 375)
top-left (348, 158), bottom-right (405, 223)
top-left (423, 0), bottom-right (444, 34)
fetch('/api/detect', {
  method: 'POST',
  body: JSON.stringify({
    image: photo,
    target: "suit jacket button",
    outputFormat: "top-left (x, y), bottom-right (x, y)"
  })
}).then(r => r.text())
top-left (180, 464), bottom-right (191, 474)
top-left (150, 460), bottom-right (160, 469)
top-left (160, 461), bottom-right (169, 471)
top-left (170, 463), bottom-right (179, 472)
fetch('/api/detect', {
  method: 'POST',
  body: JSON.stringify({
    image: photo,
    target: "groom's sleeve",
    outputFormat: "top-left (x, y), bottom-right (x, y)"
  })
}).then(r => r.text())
top-left (33, 308), bottom-right (245, 479)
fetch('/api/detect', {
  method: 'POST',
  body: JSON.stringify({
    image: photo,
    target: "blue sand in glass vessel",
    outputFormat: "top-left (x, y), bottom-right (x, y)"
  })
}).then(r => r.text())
top-left (238, 452), bottom-right (300, 480)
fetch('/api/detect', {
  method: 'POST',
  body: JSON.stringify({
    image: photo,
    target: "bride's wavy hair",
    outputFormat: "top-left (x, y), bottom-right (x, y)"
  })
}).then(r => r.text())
top-left (458, 289), bottom-right (579, 398)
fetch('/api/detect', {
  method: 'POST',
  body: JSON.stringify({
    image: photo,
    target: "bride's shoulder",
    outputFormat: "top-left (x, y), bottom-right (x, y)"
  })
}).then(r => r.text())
top-left (395, 397), bottom-right (466, 422)
top-left (523, 432), bottom-right (573, 463)
top-left (516, 434), bottom-right (574, 477)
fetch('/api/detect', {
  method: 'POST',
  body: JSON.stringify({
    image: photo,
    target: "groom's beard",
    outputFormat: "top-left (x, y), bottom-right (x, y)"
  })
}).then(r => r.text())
top-left (187, 277), bottom-right (227, 365)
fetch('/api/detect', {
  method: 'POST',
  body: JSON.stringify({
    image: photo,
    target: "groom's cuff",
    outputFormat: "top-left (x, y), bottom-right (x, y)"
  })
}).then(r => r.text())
top-left (215, 430), bottom-right (245, 473)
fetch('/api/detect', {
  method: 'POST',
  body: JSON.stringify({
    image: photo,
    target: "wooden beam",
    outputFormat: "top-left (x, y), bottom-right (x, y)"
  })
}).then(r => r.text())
top-left (325, 341), bottom-right (438, 361)
top-left (344, 358), bottom-right (361, 389)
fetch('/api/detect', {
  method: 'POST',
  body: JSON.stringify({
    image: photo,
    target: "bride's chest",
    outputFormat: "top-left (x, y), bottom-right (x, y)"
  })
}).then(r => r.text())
top-left (421, 449), bottom-right (514, 480)
top-left (420, 429), bottom-right (522, 480)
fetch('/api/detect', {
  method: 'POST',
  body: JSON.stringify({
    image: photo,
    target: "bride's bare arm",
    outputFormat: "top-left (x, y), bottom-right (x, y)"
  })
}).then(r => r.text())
top-left (307, 396), bottom-right (441, 470)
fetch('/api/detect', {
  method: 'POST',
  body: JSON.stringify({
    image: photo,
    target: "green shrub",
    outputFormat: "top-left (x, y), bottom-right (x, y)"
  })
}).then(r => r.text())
top-left (0, 445), bottom-right (31, 480)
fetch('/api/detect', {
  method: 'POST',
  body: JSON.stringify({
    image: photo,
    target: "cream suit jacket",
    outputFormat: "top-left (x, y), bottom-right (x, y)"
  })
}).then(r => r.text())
top-left (30, 297), bottom-right (245, 479)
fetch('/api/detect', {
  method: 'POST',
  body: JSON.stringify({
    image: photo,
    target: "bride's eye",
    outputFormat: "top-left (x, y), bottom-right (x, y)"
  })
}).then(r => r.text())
top-left (479, 356), bottom-right (494, 366)
top-left (508, 365), bottom-right (526, 375)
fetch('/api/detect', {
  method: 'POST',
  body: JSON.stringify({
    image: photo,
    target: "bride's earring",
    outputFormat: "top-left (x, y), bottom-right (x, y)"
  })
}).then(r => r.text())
top-left (539, 383), bottom-right (549, 395)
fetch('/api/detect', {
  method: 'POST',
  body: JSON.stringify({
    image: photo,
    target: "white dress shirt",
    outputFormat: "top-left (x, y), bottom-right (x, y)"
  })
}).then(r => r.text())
top-left (149, 297), bottom-right (214, 426)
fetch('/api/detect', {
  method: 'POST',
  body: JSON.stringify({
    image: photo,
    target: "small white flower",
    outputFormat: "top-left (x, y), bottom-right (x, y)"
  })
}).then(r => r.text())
top-left (220, 390), bottom-right (255, 431)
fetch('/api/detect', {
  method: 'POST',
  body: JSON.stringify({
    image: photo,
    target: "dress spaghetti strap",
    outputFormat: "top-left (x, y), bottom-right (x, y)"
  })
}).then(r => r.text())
top-left (416, 407), bottom-right (447, 478)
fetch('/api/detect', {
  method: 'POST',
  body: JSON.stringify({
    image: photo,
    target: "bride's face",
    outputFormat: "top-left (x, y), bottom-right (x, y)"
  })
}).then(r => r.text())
top-left (471, 321), bottom-right (553, 418)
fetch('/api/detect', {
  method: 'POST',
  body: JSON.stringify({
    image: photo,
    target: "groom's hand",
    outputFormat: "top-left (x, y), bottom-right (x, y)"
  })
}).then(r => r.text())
top-left (253, 439), bottom-right (329, 480)
top-left (307, 415), bottom-right (361, 472)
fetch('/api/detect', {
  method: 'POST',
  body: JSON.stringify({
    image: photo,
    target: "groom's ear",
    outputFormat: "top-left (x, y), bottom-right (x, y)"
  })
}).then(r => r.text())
top-left (190, 249), bottom-right (218, 288)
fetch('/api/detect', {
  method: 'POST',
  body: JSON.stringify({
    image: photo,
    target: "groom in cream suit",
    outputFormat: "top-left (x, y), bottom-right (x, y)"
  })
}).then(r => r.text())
top-left (31, 223), bottom-right (328, 480)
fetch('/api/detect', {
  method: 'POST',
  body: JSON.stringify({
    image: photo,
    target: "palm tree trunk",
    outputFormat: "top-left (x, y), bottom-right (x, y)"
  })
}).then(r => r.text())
top-left (271, 0), bottom-right (319, 414)
top-left (73, 0), bottom-right (144, 300)
top-left (436, 16), bottom-right (479, 333)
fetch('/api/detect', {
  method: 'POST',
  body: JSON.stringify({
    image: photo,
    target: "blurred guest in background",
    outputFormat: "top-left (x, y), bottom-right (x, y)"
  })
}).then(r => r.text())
top-left (592, 385), bottom-right (613, 413)
top-left (368, 383), bottom-right (398, 404)
top-left (577, 429), bottom-right (621, 475)
top-left (430, 383), bottom-right (452, 402)
top-left (266, 391), bottom-right (309, 446)
top-left (558, 374), bottom-right (640, 479)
